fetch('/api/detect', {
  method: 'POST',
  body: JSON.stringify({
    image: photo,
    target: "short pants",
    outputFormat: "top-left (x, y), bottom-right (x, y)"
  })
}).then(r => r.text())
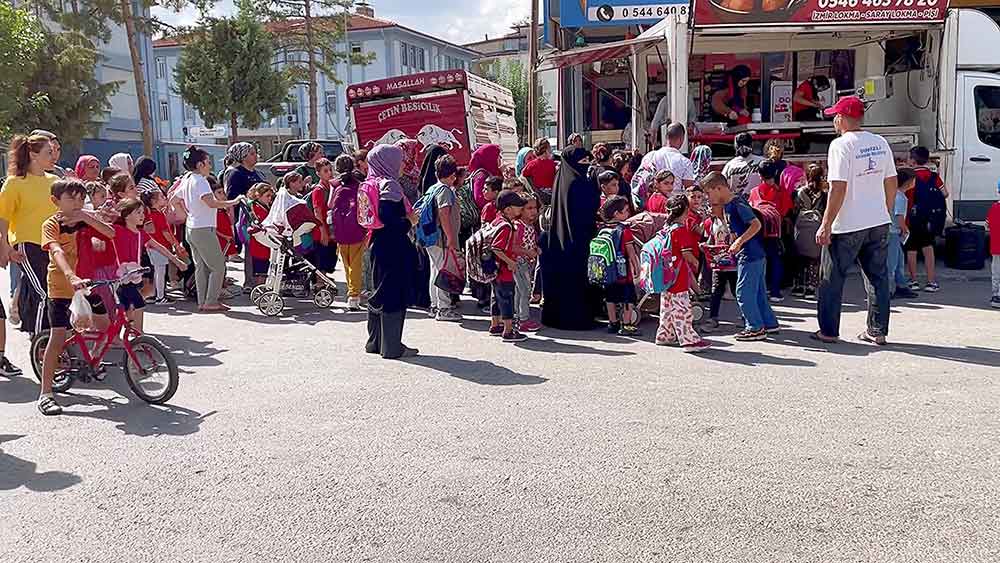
top-left (605, 282), bottom-right (638, 306)
top-left (490, 280), bottom-right (516, 320)
top-left (904, 227), bottom-right (935, 251)
top-left (252, 258), bottom-right (270, 277)
top-left (47, 294), bottom-right (108, 330)
top-left (116, 283), bottom-right (146, 311)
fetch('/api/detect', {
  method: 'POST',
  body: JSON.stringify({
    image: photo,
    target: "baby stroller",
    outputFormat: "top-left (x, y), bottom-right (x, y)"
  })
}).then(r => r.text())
top-left (241, 194), bottom-right (339, 317)
top-left (625, 212), bottom-right (706, 324)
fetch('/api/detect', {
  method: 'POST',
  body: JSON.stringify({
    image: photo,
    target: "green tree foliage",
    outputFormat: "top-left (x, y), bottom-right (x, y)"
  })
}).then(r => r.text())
top-left (0, 4), bottom-right (44, 142)
top-left (482, 59), bottom-right (550, 146)
top-left (173, 12), bottom-right (292, 144)
top-left (20, 30), bottom-right (120, 148)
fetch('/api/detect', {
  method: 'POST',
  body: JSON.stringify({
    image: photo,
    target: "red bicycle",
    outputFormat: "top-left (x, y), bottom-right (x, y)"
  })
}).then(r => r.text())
top-left (29, 268), bottom-right (179, 404)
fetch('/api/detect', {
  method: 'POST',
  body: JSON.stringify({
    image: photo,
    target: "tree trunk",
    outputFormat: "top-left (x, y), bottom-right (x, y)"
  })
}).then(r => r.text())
top-left (230, 112), bottom-right (239, 144)
top-left (305, 0), bottom-right (318, 139)
top-left (120, 0), bottom-right (154, 156)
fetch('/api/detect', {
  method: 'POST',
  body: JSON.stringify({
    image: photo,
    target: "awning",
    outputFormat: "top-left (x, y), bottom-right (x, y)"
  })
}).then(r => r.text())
top-left (537, 17), bottom-right (672, 72)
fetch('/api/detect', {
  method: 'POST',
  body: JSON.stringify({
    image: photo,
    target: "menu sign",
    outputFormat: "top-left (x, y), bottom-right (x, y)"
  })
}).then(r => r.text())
top-left (694, 0), bottom-right (949, 27)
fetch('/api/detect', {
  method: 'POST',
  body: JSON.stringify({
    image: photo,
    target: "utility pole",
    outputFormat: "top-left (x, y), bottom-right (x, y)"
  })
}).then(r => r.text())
top-left (527, 0), bottom-right (540, 145)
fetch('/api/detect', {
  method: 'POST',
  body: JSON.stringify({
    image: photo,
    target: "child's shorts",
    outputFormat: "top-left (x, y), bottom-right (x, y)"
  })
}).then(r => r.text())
top-left (116, 283), bottom-right (146, 311)
top-left (605, 282), bottom-right (638, 306)
top-left (252, 258), bottom-right (270, 277)
top-left (490, 280), bottom-right (516, 320)
top-left (47, 294), bottom-right (108, 330)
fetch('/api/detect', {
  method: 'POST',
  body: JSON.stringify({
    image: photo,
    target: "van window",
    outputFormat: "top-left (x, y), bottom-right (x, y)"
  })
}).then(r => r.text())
top-left (974, 85), bottom-right (1000, 149)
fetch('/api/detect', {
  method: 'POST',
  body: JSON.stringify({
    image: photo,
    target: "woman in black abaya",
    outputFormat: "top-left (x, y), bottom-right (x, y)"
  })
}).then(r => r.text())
top-left (540, 147), bottom-right (602, 330)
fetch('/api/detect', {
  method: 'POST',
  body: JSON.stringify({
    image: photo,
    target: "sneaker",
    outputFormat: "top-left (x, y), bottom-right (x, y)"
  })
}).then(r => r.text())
top-left (348, 297), bottom-right (363, 312)
top-left (618, 324), bottom-right (641, 336)
top-left (765, 325), bottom-right (781, 334)
top-left (607, 322), bottom-right (621, 334)
top-left (436, 309), bottom-right (463, 322)
top-left (991, 296), bottom-right (1000, 309)
top-left (427, 307), bottom-right (438, 318)
top-left (0, 357), bottom-right (22, 377)
top-left (153, 296), bottom-right (173, 305)
top-left (893, 287), bottom-right (918, 299)
top-left (804, 288), bottom-right (816, 299)
top-left (735, 329), bottom-right (767, 341)
top-left (925, 282), bottom-right (940, 293)
top-left (791, 286), bottom-right (806, 297)
top-left (702, 319), bottom-right (720, 333)
top-left (519, 320), bottom-right (542, 332)
top-left (769, 295), bottom-right (784, 303)
top-left (489, 325), bottom-right (504, 337)
top-left (502, 331), bottom-right (528, 343)
top-left (908, 281), bottom-right (921, 291)
top-left (655, 339), bottom-right (678, 347)
top-left (682, 340), bottom-right (712, 353)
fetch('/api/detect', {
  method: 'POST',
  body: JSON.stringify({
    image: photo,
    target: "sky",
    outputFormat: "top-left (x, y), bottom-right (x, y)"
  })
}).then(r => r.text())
top-left (153, 0), bottom-right (532, 46)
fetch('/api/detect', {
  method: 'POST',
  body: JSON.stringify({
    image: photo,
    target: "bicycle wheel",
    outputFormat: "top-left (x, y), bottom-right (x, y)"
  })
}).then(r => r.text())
top-left (29, 331), bottom-right (74, 393)
top-left (123, 335), bottom-right (179, 404)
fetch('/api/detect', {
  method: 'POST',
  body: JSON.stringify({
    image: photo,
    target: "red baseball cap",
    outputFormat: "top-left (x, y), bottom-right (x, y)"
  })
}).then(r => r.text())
top-left (824, 96), bottom-right (865, 119)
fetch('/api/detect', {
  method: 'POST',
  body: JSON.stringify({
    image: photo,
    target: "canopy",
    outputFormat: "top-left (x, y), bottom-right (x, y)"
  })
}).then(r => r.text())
top-left (536, 16), bottom-right (673, 72)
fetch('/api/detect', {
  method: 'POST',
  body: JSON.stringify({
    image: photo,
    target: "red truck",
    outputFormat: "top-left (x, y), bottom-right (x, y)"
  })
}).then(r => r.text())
top-left (346, 70), bottom-right (519, 170)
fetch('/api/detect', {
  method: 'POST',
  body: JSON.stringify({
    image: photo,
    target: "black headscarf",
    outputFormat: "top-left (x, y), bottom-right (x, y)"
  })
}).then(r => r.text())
top-left (549, 147), bottom-right (594, 250)
top-left (133, 156), bottom-right (156, 184)
top-left (419, 145), bottom-right (448, 194)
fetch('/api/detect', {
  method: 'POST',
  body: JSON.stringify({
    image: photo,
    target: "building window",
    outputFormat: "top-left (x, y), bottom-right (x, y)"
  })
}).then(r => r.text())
top-left (325, 91), bottom-right (338, 114)
top-left (158, 101), bottom-right (169, 122)
top-left (350, 42), bottom-right (362, 56)
top-left (503, 38), bottom-right (517, 52)
top-left (975, 86), bottom-right (1000, 149)
top-left (409, 45), bottom-right (417, 71)
top-left (156, 57), bottom-right (167, 79)
top-left (183, 103), bottom-right (194, 121)
top-left (400, 42), bottom-right (408, 67)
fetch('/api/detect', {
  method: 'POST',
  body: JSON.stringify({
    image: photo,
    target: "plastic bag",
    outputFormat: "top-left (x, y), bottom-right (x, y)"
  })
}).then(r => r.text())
top-left (69, 290), bottom-right (94, 329)
top-left (435, 249), bottom-right (467, 294)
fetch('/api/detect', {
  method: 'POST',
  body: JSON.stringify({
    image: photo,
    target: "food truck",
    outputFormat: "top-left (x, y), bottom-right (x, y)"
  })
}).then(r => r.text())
top-left (541, 1), bottom-right (1000, 221)
top-left (346, 70), bottom-right (519, 170)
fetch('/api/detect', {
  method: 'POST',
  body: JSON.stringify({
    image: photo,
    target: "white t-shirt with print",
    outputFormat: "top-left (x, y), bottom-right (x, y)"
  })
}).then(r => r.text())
top-left (181, 173), bottom-right (217, 229)
top-left (827, 130), bottom-right (897, 234)
top-left (722, 154), bottom-right (764, 197)
top-left (651, 146), bottom-right (695, 190)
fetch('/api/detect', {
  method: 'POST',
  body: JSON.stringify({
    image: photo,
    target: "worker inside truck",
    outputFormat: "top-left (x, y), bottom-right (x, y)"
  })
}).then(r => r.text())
top-left (709, 64), bottom-right (754, 125)
top-left (792, 75), bottom-right (832, 122)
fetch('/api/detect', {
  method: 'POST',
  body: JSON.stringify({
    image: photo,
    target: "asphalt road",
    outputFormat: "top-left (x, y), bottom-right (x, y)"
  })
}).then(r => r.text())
top-left (2, 266), bottom-right (999, 562)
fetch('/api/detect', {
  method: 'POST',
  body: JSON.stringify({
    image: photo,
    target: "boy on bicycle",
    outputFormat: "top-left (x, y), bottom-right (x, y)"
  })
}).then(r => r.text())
top-left (38, 179), bottom-right (115, 416)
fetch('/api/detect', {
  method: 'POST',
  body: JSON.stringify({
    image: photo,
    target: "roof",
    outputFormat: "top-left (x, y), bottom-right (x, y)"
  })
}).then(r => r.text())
top-left (154, 13), bottom-right (478, 57)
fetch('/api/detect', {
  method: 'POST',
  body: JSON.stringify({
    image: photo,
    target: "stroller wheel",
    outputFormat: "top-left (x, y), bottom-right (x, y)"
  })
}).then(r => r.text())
top-left (257, 292), bottom-right (284, 317)
top-left (691, 302), bottom-right (705, 323)
top-left (250, 284), bottom-right (267, 305)
top-left (313, 288), bottom-right (335, 309)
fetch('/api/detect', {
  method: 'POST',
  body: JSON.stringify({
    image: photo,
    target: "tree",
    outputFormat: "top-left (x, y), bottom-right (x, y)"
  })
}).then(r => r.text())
top-left (263, 0), bottom-right (373, 138)
top-left (21, 0), bottom-right (202, 155)
top-left (21, 30), bottom-right (120, 148)
top-left (484, 59), bottom-right (550, 146)
top-left (173, 11), bottom-right (292, 145)
top-left (0, 4), bottom-right (44, 142)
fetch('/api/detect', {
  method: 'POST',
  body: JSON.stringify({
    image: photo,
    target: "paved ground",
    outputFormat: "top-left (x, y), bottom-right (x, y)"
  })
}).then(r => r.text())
top-left (1, 263), bottom-right (999, 562)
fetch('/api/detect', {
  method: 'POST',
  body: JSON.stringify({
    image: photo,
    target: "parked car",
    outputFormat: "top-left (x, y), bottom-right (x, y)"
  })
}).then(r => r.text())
top-left (255, 139), bottom-right (348, 185)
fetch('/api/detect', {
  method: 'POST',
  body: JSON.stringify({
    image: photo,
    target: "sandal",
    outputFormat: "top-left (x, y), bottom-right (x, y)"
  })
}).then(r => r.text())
top-left (809, 331), bottom-right (839, 344)
top-left (858, 331), bottom-right (887, 346)
top-left (37, 396), bottom-right (63, 416)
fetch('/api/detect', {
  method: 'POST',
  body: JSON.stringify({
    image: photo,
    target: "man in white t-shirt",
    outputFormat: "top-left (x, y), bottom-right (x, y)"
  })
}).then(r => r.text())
top-left (814, 96), bottom-right (898, 345)
top-left (650, 122), bottom-right (695, 195)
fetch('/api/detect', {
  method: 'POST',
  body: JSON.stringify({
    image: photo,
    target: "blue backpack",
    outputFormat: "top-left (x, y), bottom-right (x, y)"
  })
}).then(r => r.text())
top-left (414, 184), bottom-right (446, 247)
top-left (638, 225), bottom-right (682, 294)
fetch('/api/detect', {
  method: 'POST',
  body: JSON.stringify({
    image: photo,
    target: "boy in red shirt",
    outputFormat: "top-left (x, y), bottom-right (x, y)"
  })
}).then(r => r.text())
top-left (646, 170), bottom-right (675, 214)
top-left (600, 196), bottom-right (641, 336)
top-left (479, 176), bottom-right (503, 224)
top-left (905, 146), bottom-right (948, 293)
top-left (655, 194), bottom-right (710, 353)
top-left (488, 190), bottom-right (528, 342)
top-left (310, 158), bottom-right (338, 276)
top-left (988, 181), bottom-right (1000, 308)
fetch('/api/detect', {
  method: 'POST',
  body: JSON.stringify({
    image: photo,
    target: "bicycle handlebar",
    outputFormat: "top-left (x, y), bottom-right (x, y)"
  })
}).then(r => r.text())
top-left (86, 267), bottom-right (151, 289)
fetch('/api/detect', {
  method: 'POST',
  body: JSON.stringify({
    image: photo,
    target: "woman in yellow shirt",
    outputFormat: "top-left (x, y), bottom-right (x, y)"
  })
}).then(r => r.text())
top-left (0, 134), bottom-right (58, 336)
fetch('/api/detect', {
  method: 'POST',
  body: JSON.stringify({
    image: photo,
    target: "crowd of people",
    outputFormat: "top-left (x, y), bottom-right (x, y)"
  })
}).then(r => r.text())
top-left (2, 94), bottom-right (999, 415)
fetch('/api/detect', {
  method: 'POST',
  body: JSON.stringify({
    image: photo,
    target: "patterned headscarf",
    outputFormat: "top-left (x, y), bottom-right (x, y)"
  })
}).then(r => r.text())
top-left (227, 142), bottom-right (255, 165)
top-left (74, 155), bottom-right (100, 180)
top-left (367, 144), bottom-right (405, 202)
top-left (396, 139), bottom-right (421, 183)
top-left (298, 141), bottom-right (323, 161)
top-left (690, 145), bottom-right (713, 181)
top-left (108, 152), bottom-right (133, 174)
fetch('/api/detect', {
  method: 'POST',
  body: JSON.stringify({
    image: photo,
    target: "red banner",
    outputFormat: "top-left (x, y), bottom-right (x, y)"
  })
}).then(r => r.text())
top-left (694, 0), bottom-right (949, 27)
top-left (352, 91), bottom-right (472, 167)
top-left (346, 70), bottom-right (468, 103)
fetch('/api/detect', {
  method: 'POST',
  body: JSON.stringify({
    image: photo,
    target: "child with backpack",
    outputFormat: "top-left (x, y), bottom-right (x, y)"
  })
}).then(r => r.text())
top-left (905, 146), bottom-right (948, 293)
top-left (415, 154), bottom-right (463, 321)
top-left (749, 159), bottom-right (793, 303)
top-left (701, 204), bottom-right (738, 332)
top-left (330, 155), bottom-right (367, 311)
top-left (599, 196), bottom-right (640, 336)
top-left (598, 171), bottom-right (621, 210)
top-left (513, 193), bottom-right (542, 332)
top-left (791, 164), bottom-right (827, 297)
top-left (487, 190), bottom-right (528, 342)
top-left (889, 169), bottom-right (919, 299)
top-left (645, 170), bottom-right (675, 214)
top-left (703, 171), bottom-right (779, 341)
top-left (474, 176), bottom-right (504, 311)
top-left (653, 195), bottom-right (710, 352)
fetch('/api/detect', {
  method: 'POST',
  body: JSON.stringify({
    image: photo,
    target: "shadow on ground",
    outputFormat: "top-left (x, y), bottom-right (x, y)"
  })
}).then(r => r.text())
top-left (0, 434), bottom-right (82, 492)
top-left (402, 355), bottom-right (547, 386)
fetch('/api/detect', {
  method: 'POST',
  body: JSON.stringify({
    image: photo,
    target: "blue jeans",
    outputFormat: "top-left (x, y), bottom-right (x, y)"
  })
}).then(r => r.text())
top-left (886, 231), bottom-right (909, 289)
top-left (817, 224), bottom-right (891, 338)
top-left (763, 238), bottom-right (783, 298)
top-left (736, 257), bottom-right (778, 331)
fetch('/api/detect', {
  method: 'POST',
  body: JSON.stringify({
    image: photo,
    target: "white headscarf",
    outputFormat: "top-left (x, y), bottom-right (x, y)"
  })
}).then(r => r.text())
top-left (109, 152), bottom-right (134, 174)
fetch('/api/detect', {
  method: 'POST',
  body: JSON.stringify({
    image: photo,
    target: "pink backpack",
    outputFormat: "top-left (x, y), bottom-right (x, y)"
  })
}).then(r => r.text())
top-left (357, 177), bottom-right (384, 230)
